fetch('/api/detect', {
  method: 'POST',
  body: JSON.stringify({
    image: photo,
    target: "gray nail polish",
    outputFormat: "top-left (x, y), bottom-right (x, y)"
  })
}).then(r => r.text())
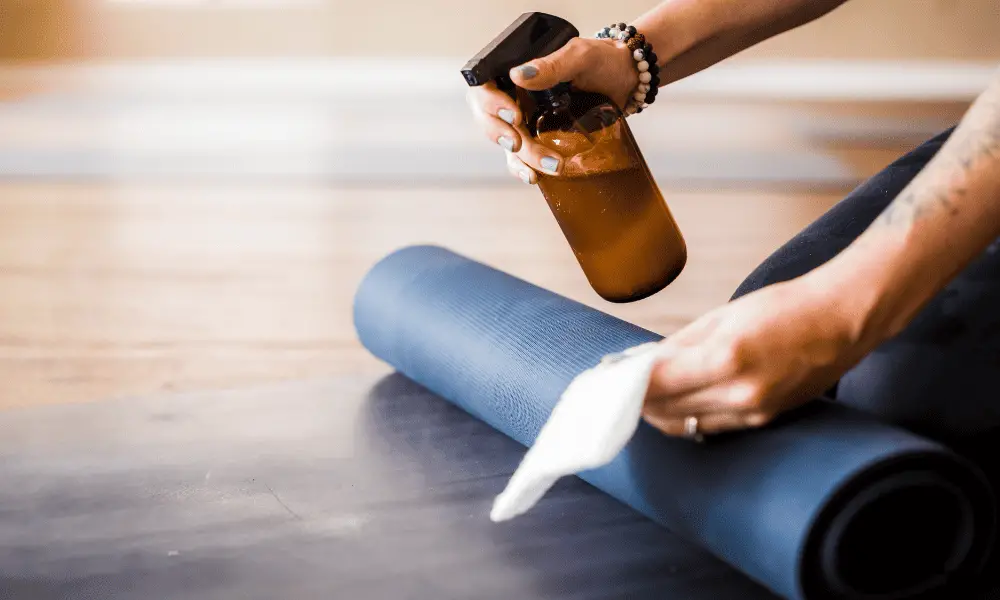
top-left (519, 65), bottom-right (538, 79)
top-left (498, 108), bottom-right (516, 124)
top-left (540, 156), bottom-right (559, 173)
top-left (498, 136), bottom-right (515, 151)
top-left (519, 170), bottom-right (532, 184)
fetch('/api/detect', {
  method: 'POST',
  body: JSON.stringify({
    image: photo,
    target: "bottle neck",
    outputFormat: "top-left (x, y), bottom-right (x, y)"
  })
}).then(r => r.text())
top-left (531, 82), bottom-right (571, 110)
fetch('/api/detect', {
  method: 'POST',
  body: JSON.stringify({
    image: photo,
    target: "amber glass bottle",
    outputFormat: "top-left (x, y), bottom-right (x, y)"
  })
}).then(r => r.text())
top-left (524, 83), bottom-right (687, 303)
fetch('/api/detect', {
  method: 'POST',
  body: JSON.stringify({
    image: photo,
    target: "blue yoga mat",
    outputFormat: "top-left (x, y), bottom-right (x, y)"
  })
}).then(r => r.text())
top-left (352, 244), bottom-right (997, 600)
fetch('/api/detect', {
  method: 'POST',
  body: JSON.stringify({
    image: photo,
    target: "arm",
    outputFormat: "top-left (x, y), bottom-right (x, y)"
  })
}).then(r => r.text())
top-left (469, 0), bottom-right (852, 184)
top-left (642, 70), bottom-right (1000, 437)
top-left (633, 0), bottom-right (852, 84)
top-left (818, 69), bottom-right (1000, 346)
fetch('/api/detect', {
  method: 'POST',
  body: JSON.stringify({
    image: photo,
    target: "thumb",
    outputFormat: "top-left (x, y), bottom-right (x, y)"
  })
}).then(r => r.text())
top-left (509, 38), bottom-right (592, 91)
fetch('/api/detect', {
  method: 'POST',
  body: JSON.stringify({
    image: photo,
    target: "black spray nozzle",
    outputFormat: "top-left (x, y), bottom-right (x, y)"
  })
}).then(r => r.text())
top-left (460, 12), bottom-right (579, 88)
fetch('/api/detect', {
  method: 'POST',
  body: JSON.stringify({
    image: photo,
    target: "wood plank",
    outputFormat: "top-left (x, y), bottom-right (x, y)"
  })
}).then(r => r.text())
top-left (0, 183), bottom-right (840, 409)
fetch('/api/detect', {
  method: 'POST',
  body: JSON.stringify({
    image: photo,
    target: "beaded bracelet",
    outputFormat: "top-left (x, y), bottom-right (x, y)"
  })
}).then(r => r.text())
top-left (595, 22), bottom-right (660, 116)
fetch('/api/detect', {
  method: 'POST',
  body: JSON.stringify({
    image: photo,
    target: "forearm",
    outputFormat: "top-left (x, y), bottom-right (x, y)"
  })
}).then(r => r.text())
top-left (632, 0), bottom-right (850, 84)
top-left (815, 69), bottom-right (1000, 345)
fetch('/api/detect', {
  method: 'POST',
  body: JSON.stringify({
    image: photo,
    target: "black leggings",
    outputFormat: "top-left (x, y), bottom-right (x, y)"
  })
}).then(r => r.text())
top-left (731, 127), bottom-right (1000, 447)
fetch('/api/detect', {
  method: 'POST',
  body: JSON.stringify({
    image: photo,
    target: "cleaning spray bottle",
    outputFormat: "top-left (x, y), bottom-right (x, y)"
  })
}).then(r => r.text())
top-left (461, 12), bottom-right (687, 303)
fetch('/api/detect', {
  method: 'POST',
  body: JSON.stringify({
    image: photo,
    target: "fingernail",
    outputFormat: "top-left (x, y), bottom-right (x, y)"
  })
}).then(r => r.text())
top-left (498, 136), bottom-right (514, 151)
top-left (519, 65), bottom-right (538, 79)
top-left (540, 156), bottom-right (559, 173)
top-left (519, 170), bottom-right (532, 184)
top-left (498, 108), bottom-right (516, 124)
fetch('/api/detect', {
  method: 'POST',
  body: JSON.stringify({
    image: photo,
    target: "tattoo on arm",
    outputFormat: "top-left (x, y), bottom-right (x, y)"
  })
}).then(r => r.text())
top-left (876, 71), bottom-right (1000, 228)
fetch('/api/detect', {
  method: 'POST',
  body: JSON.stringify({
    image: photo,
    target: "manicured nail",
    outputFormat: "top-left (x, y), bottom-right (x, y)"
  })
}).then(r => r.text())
top-left (540, 156), bottom-right (559, 173)
top-left (498, 108), bottom-right (516, 124)
top-left (519, 170), bottom-right (533, 184)
top-left (519, 65), bottom-right (538, 79)
top-left (498, 136), bottom-right (515, 151)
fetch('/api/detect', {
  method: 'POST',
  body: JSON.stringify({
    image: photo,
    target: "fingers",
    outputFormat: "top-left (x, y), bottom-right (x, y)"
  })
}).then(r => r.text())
top-left (644, 353), bottom-right (775, 439)
top-left (466, 83), bottom-right (523, 153)
top-left (646, 343), bottom-right (744, 399)
top-left (501, 129), bottom-right (561, 184)
top-left (505, 150), bottom-right (536, 185)
top-left (643, 382), bottom-right (774, 434)
top-left (465, 82), bottom-right (564, 184)
top-left (510, 37), bottom-right (594, 91)
top-left (646, 380), bottom-right (761, 418)
top-left (514, 132), bottom-right (563, 177)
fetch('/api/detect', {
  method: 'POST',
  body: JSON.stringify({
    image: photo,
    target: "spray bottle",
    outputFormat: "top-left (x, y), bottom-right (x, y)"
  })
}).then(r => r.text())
top-left (461, 12), bottom-right (687, 303)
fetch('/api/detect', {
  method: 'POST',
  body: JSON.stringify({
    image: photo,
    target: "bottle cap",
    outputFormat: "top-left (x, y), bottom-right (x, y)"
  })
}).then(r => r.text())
top-left (460, 12), bottom-right (579, 88)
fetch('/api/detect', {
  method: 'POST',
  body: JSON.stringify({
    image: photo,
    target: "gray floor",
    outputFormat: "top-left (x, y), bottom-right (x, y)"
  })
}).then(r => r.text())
top-left (0, 374), bottom-right (778, 600)
top-left (0, 374), bottom-right (997, 600)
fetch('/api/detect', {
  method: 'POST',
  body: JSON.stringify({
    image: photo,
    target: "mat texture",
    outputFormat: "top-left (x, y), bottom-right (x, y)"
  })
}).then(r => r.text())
top-left (353, 244), bottom-right (1000, 600)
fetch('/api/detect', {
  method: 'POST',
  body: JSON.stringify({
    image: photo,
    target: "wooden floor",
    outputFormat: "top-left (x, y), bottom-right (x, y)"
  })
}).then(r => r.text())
top-left (0, 181), bottom-right (844, 410)
top-left (0, 61), bottom-right (968, 411)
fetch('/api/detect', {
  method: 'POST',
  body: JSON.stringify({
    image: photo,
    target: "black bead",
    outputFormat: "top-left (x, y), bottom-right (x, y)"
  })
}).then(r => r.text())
top-left (644, 43), bottom-right (654, 54)
top-left (602, 27), bottom-right (610, 37)
top-left (627, 25), bottom-right (637, 36)
top-left (618, 22), bottom-right (627, 30)
top-left (649, 73), bottom-right (660, 85)
top-left (646, 51), bottom-right (657, 64)
top-left (636, 106), bottom-right (643, 113)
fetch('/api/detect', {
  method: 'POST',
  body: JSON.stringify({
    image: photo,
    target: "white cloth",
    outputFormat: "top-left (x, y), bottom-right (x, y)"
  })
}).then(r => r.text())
top-left (490, 341), bottom-right (668, 522)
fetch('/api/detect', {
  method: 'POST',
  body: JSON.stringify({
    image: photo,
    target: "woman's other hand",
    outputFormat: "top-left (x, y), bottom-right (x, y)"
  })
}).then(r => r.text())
top-left (642, 275), bottom-right (883, 438)
top-left (465, 36), bottom-right (637, 184)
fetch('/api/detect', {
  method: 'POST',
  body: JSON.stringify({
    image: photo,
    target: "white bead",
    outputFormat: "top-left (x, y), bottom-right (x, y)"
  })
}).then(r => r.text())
top-left (639, 71), bottom-right (652, 83)
top-left (596, 30), bottom-right (605, 38)
top-left (642, 103), bottom-right (649, 109)
top-left (638, 83), bottom-right (650, 93)
top-left (609, 27), bottom-right (620, 37)
top-left (637, 60), bottom-right (649, 72)
top-left (633, 91), bottom-right (646, 101)
top-left (633, 49), bottom-right (644, 61)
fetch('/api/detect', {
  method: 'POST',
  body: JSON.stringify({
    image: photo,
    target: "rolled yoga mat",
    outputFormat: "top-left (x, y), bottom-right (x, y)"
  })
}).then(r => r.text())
top-left (353, 245), bottom-right (997, 600)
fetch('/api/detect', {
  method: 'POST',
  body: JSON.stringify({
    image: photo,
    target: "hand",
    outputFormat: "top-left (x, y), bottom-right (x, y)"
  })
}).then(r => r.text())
top-left (465, 36), bottom-right (638, 184)
top-left (641, 276), bottom-right (879, 438)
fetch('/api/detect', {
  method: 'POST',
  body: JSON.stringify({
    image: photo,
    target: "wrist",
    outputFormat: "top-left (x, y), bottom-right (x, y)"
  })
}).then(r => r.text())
top-left (600, 39), bottom-right (644, 109)
top-left (631, 3), bottom-right (709, 68)
top-left (803, 236), bottom-right (935, 349)
top-left (594, 26), bottom-right (662, 114)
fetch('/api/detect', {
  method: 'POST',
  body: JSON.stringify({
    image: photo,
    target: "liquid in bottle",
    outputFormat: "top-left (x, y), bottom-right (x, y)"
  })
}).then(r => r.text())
top-left (526, 84), bottom-right (687, 303)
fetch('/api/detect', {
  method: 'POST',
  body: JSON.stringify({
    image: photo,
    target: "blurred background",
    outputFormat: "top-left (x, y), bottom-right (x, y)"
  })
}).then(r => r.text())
top-left (1, 0), bottom-right (998, 409)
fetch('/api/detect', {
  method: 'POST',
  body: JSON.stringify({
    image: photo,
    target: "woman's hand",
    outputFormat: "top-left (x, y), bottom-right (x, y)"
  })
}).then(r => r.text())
top-left (465, 37), bottom-right (637, 184)
top-left (641, 275), bottom-right (881, 438)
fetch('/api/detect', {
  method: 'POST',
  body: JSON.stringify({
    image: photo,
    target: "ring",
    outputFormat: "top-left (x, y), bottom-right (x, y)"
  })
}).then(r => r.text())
top-left (683, 416), bottom-right (704, 443)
